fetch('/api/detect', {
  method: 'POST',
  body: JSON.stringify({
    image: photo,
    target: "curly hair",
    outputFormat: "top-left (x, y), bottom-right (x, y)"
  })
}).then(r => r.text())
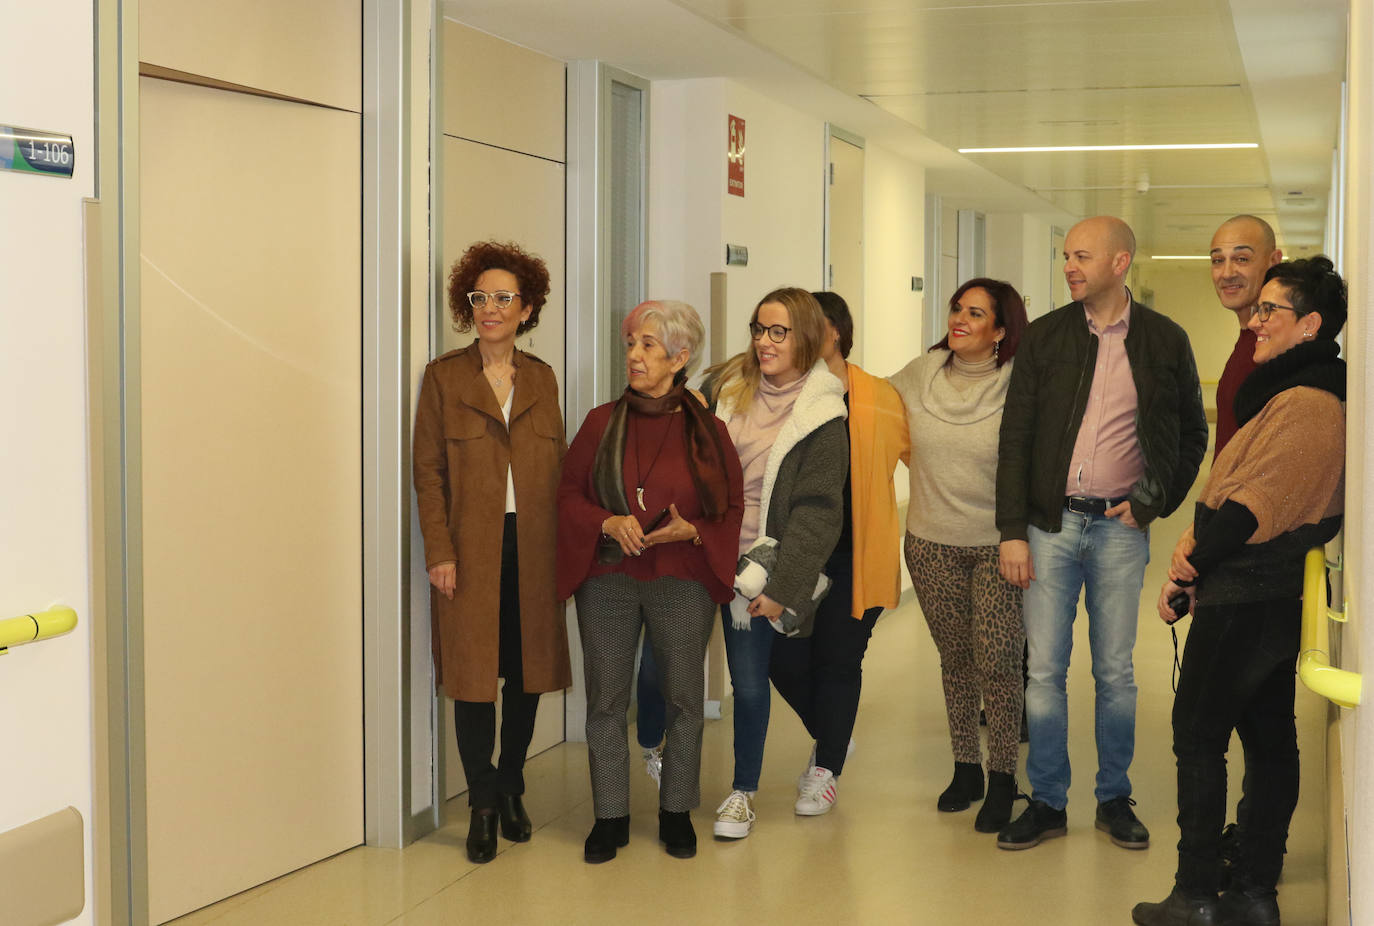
top-left (1263, 255), bottom-right (1347, 341)
top-left (446, 241), bottom-right (551, 336)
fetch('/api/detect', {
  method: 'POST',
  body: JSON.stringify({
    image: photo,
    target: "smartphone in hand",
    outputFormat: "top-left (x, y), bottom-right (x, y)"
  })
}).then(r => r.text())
top-left (644, 507), bottom-right (672, 534)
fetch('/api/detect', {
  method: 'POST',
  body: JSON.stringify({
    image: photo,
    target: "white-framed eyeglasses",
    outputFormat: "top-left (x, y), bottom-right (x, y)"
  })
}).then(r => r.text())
top-left (466, 290), bottom-right (521, 309)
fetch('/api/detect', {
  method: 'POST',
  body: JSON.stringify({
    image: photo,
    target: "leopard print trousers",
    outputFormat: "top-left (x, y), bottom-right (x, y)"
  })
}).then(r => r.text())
top-left (905, 533), bottom-right (1024, 773)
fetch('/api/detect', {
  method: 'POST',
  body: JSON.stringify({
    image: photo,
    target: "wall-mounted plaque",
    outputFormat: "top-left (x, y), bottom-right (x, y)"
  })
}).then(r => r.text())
top-left (1, 125), bottom-right (75, 178)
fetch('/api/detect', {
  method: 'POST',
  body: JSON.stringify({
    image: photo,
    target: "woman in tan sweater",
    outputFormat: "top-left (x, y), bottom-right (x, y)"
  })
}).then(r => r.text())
top-left (1132, 257), bottom-right (1346, 926)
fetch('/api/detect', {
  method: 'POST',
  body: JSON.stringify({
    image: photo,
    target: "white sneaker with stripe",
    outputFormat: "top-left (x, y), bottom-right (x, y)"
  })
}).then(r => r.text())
top-left (795, 767), bottom-right (838, 816)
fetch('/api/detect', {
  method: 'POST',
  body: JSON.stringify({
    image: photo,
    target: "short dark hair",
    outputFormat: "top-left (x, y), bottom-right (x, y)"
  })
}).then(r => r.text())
top-left (930, 278), bottom-right (1028, 367)
top-left (446, 240), bottom-right (551, 336)
top-left (1264, 256), bottom-right (1346, 340)
top-left (810, 291), bottom-right (854, 359)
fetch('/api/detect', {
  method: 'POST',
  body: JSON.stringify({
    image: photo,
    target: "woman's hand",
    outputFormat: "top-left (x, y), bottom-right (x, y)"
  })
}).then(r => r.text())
top-left (1169, 526), bottom-right (1198, 583)
top-left (1157, 580), bottom-right (1195, 624)
top-left (603, 514), bottom-right (647, 556)
top-left (748, 593), bottom-right (784, 620)
top-left (428, 562), bottom-right (457, 600)
top-left (643, 504), bottom-right (700, 547)
top-left (999, 540), bottom-right (1035, 589)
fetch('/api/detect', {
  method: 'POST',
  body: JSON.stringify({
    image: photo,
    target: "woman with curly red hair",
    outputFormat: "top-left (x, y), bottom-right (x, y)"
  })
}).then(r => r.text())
top-left (413, 240), bottom-right (571, 864)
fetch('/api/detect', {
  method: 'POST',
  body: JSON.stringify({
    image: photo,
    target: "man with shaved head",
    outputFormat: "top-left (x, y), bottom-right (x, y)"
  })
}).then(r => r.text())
top-left (1211, 215), bottom-right (1282, 457)
top-left (995, 215), bottom-right (1209, 852)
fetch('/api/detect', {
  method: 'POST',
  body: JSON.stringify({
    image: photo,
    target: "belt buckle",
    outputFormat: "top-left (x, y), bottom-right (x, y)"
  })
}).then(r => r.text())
top-left (1066, 496), bottom-right (1096, 515)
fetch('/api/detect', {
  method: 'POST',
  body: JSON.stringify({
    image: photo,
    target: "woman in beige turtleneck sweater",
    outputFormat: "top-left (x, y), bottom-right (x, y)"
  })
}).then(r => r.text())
top-left (889, 278), bottom-right (1029, 834)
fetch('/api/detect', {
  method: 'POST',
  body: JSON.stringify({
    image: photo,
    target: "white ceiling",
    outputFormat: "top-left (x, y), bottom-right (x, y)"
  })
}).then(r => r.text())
top-left (442, 0), bottom-right (1346, 258)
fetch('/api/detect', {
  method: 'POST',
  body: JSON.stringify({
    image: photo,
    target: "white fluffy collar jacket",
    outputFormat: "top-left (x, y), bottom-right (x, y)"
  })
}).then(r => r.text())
top-left (713, 359), bottom-right (848, 530)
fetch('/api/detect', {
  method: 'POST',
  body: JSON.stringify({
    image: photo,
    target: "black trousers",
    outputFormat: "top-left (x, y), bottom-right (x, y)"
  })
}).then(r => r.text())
top-left (1172, 597), bottom-right (1301, 893)
top-left (453, 513), bottom-right (542, 810)
top-left (768, 561), bottom-right (881, 775)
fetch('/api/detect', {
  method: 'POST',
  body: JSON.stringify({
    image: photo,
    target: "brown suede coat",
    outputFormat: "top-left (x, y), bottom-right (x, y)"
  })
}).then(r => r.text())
top-left (413, 341), bottom-right (571, 701)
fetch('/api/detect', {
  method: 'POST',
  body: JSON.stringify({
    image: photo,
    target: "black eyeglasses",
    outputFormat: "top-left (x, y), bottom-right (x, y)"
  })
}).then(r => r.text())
top-left (466, 290), bottom-right (521, 310)
top-left (1254, 301), bottom-right (1305, 323)
top-left (749, 322), bottom-right (792, 343)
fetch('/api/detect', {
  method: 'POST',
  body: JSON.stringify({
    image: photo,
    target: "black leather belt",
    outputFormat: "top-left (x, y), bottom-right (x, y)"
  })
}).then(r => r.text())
top-left (1064, 495), bottom-right (1129, 515)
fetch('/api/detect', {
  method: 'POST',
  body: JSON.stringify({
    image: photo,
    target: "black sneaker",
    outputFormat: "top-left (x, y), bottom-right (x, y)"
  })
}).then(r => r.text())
top-left (996, 799), bottom-right (1067, 850)
top-left (1097, 796), bottom-right (1150, 849)
top-left (1130, 887), bottom-right (1219, 926)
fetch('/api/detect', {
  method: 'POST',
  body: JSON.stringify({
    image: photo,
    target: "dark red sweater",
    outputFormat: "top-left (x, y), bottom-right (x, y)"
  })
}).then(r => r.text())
top-left (556, 402), bottom-right (744, 602)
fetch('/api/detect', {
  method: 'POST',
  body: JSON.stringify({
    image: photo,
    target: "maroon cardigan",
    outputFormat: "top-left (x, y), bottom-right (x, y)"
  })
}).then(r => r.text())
top-left (557, 401), bottom-right (743, 602)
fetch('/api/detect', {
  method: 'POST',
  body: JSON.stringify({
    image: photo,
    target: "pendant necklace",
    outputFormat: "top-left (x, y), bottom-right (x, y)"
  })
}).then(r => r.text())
top-left (632, 414), bottom-right (674, 511)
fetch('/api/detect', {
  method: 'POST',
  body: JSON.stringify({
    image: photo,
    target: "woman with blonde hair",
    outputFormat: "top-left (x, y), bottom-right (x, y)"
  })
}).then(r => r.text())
top-left (705, 287), bottom-right (849, 840)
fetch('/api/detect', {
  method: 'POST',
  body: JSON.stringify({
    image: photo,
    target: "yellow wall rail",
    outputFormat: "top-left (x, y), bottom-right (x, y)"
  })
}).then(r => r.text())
top-left (0, 606), bottom-right (78, 655)
top-left (1299, 548), bottom-right (1361, 709)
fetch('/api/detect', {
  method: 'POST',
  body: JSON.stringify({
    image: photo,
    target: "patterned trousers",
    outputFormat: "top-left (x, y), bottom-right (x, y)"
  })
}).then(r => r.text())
top-left (575, 572), bottom-right (717, 816)
top-left (905, 533), bottom-right (1024, 774)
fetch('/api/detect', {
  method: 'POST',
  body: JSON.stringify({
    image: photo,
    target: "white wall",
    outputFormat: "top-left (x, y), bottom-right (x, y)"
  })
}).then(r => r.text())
top-left (649, 78), bottom-right (826, 361)
top-left (1345, 1), bottom-right (1374, 922)
top-left (719, 81), bottom-right (826, 354)
top-left (984, 212), bottom-right (1058, 320)
top-left (0, 0), bottom-right (96, 921)
top-left (1021, 216), bottom-right (1055, 320)
top-left (862, 143), bottom-right (925, 380)
top-left (647, 78), bottom-right (725, 353)
top-left (984, 212), bottom-right (1024, 293)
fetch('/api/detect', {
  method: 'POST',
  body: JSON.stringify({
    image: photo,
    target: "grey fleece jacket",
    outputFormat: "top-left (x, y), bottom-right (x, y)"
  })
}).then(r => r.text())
top-left (713, 361), bottom-right (849, 636)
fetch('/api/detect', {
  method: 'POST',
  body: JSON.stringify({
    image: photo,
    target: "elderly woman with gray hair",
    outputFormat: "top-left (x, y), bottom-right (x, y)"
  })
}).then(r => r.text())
top-left (557, 300), bottom-right (744, 864)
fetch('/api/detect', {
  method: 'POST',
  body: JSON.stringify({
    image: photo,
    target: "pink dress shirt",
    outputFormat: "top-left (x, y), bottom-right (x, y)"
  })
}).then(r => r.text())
top-left (1065, 302), bottom-right (1145, 499)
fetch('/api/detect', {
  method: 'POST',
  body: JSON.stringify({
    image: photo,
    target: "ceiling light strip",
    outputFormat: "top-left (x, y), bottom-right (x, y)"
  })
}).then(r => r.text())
top-left (959, 143), bottom-right (1259, 153)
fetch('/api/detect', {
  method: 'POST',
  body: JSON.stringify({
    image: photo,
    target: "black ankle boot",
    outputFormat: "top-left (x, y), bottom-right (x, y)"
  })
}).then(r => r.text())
top-left (1131, 887), bottom-right (1219, 926)
top-left (466, 808), bottom-right (498, 863)
top-left (496, 793), bottom-right (532, 842)
top-left (975, 771), bottom-right (1017, 833)
top-left (937, 761), bottom-right (985, 812)
top-left (583, 816), bottom-right (630, 864)
top-left (1217, 887), bottom-right (1279, 926)
top-left (659, 809), bottom-right (696, 858)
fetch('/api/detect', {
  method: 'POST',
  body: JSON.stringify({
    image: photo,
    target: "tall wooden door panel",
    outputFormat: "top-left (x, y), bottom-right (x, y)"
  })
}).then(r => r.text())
top-left (140, 77), bottom-right (364, 923)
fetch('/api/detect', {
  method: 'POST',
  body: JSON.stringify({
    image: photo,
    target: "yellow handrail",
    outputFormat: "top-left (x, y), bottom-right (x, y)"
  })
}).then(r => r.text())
top-left (0, 606), bottom-right (78, 655)
top-left (1298, 548), bottom-right (1361, 708)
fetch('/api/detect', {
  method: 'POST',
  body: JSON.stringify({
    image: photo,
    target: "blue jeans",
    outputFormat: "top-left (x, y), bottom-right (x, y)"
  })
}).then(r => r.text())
top-left (721, 601), bottom-right (775, 792)
top-left (1024, 513), bottom-right (1149, 809)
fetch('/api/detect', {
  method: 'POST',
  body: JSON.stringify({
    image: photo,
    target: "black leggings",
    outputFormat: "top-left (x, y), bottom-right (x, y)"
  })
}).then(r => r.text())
top-left (1172, 598), bottom-right (1300, 893)
top-left (768, 563), bottom-right (880, 775)
top-left (453, 513), bottom-right (542, 810)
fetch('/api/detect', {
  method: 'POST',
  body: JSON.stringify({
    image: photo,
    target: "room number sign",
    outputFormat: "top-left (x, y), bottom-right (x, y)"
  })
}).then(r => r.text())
top-left (1, 125), bottom-right (75, 178)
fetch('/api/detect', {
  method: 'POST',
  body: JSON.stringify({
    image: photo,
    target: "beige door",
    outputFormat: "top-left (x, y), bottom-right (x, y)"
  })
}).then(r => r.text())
top-left (438, 138), bottom-right (567, 801)
top-left (140, 77), bottom-right (364, 923)
top-left (827, 135), bottom-right (865, 363)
